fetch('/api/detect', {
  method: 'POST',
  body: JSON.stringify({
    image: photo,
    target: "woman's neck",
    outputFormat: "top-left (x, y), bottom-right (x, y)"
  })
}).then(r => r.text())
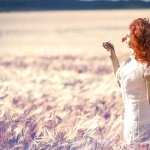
top-left (129, 52), bottom-right (136, 60)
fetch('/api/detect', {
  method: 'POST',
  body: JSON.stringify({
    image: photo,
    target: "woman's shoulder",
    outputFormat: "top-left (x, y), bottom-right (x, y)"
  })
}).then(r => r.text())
top-left (123, 57), bottom-right (132, 66)
top-left (115, 59), bottom-right (128, 82)
top-left (117, 57), bottom-right (132, 72)
top-left (120, 56), bottom-right (133, 68)
top-left (115, 56), bottom-right (136, 80)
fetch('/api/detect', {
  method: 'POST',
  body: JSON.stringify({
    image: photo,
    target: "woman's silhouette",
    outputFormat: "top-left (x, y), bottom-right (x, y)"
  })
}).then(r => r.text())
top-left (103, 18), bottom-right (150, 149)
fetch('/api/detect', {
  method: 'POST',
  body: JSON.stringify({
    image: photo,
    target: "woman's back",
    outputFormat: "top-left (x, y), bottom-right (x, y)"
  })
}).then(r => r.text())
top-left (117, 56), bottom-right (150, 144)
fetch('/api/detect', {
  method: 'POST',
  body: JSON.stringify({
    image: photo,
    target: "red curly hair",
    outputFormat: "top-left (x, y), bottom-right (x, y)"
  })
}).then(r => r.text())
top-left (128, 18), bottom-right (150, 64)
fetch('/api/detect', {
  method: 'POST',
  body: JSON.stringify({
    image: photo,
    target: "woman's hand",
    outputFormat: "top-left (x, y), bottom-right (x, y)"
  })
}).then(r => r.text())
top-left (102, 41), bottom-right (115, 55)
top-left (102, 41), bottom-right (120, 76)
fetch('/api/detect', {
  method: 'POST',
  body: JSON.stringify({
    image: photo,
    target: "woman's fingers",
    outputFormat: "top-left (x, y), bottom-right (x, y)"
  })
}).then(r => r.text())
top-left (102, 41), bottom-right (114, 52)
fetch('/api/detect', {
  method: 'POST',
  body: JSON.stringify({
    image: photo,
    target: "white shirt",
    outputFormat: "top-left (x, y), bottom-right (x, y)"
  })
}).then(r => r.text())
top-left (116, 55), bottom-right (150, 145)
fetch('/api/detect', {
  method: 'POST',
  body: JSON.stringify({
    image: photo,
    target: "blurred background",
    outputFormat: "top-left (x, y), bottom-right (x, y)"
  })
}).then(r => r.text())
top-left (0, 0), bottom-right (149, 58)
top-left (0, 1), bottom-right (150, 149)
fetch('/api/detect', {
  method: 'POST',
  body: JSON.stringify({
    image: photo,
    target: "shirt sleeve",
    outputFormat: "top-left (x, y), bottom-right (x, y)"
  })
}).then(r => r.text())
top-left (115, 58), bottom-right (131, 88)
top-left (115, 60), bottom-right (127, 88)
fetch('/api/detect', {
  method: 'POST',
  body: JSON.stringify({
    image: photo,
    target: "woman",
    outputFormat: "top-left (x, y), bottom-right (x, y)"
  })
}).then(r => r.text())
top-left (103, 18), bottom-right (150, 149)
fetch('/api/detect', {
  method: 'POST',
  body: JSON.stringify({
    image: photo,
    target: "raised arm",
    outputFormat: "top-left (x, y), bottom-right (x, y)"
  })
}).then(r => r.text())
top-left (102, 41), bottom-right (120, 75)
top-left (109, 49), bottom-right (120, 75)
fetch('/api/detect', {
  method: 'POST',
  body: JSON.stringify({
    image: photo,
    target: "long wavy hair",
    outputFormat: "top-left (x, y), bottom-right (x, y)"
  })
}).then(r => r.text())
top-left (128, 18), bottom-right (150, 65)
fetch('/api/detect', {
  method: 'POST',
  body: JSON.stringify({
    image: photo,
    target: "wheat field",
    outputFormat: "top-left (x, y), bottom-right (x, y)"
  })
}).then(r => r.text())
top-left (0, 9), bottom-right (150, 149)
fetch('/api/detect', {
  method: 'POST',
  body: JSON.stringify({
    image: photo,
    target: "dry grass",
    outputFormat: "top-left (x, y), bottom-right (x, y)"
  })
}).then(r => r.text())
top-left (0, 10), bottom-right (150, 149)
top-left (0, 55), bottom-right (125, 149)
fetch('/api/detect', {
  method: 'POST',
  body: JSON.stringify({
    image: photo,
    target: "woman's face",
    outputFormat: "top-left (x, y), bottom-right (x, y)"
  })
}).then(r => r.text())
top-left (122, 30), bottom-right (135, 55)
top-left (122, 30), bottom-right (132, 49)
